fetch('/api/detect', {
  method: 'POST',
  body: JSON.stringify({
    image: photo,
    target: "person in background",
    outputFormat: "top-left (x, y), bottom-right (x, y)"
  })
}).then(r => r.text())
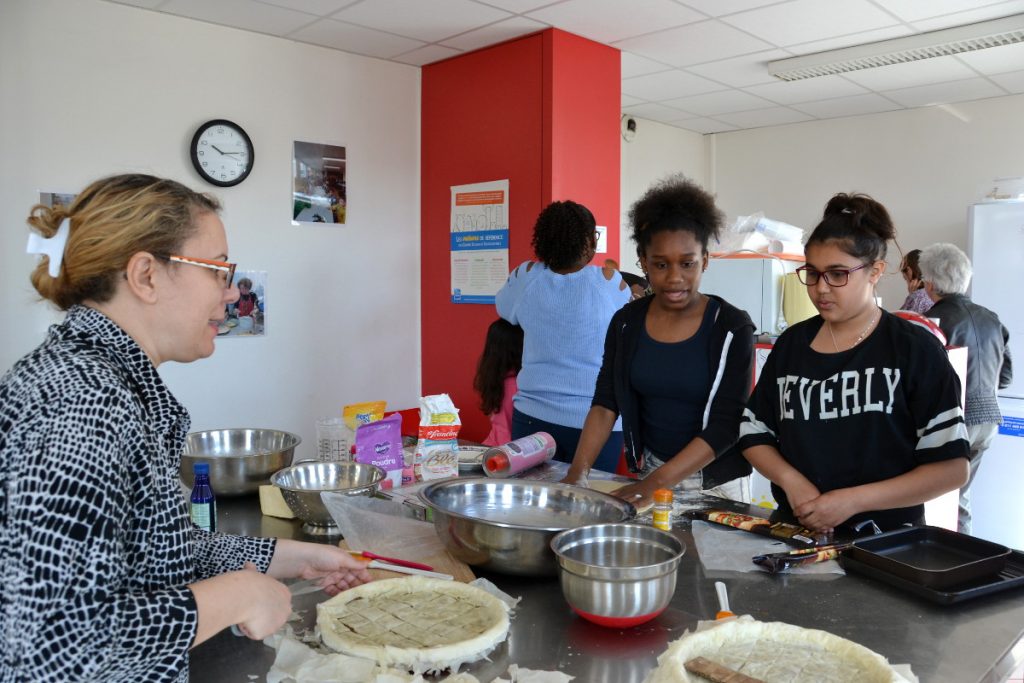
top-left (919, 242), bottom-right (1012, 534)
top-left (1, 174), bottom-right (370, 682)
top-left (562, 176), bottom-right (755, 509)
top-left (739, 193), bottom-right (970, 534)
top-left (496, 200), bottom-right (631, 471)
top-left (234, 276), bottom-right (259, 317)
top-left (604, 257), bottom-right (649, 301)
top-left (473, 318), bottom-right (524, 447)
top-left (897, 249), bottom-right (933, 314)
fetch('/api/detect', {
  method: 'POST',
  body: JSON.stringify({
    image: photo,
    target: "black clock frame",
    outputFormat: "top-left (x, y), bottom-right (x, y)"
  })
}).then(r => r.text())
top-left (190, 119), bottom-right (254, 187)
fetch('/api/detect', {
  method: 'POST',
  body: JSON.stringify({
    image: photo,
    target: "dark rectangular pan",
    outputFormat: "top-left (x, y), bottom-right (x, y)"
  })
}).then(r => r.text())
top-left (845, 525), bottom-right (1011, 589)
top-left (841, 550), bottom-right (1024, 605)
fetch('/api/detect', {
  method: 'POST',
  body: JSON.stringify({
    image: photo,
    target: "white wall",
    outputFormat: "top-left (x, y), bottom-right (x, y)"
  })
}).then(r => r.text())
top-left (711, 95), bottom-right (1024, 307)
top-left (0, 0), bottom-right (421, 460)
top-left (619, 117), bottom-right (707, 268)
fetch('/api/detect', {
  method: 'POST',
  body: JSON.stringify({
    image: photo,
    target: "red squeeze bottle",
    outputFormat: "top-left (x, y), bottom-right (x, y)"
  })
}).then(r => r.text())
top-left (482, 432), bottom-right (556, 477)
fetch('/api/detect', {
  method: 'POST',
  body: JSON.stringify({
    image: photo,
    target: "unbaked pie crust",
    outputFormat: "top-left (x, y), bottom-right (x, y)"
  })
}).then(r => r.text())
top-left (316, 577), bottom-right (510, 674)
top-left (644, 617), bottom-right (907, 683)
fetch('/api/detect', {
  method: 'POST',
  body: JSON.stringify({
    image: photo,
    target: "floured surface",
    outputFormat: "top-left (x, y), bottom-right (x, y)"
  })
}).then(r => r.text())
top-left (587, 479), bottom-right (654, 515)
top-left (317, 577), bottom-right (509, 674)
top-left (644, 617), bottom-right (909, 683)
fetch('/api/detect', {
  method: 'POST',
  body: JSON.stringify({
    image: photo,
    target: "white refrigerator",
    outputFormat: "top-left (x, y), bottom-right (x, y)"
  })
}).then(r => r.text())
top-left (966, 201), bottom-right (1024, 550)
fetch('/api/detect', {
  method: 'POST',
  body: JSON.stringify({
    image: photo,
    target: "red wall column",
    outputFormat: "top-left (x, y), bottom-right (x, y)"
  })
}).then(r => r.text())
top-left (422, 29), bottom-right (620, 441)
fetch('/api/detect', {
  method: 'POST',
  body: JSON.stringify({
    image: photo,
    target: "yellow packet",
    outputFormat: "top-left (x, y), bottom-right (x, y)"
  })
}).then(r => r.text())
top-left (342, 401), bottom-right (387, 430)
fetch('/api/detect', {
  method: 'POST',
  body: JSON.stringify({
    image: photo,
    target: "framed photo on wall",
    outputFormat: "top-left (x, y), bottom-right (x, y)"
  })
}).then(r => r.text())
top-left (292, 141), bottom-right (346, 225)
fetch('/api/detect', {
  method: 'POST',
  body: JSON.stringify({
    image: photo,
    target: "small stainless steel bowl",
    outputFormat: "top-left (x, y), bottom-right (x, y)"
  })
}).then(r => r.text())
top-left (270, 461), bottom-right (385, 535)
top-left (551, 523), bottom-right (685, 628)
top-left (180, 428), bottom-right (300, 496)
top-left (419, 478), bottom-right (635, 576)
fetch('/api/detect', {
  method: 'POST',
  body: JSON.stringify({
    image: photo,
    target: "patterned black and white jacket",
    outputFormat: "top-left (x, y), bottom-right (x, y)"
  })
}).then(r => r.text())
top-left (0, 306), bottom-right (277, 682)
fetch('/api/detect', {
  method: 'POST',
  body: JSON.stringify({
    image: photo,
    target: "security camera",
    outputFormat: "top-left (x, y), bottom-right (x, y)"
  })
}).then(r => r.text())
top-left (621, 115), bottom-right (637, 142)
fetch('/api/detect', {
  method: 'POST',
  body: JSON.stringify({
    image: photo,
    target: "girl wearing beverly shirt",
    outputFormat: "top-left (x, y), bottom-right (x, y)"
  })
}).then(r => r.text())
top-left (739, 193), bottom-right (969, 534)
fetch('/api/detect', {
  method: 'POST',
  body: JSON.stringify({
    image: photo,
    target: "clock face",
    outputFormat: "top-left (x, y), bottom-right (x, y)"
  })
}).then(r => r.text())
top-left (190, 119), bottom-right (254, 187)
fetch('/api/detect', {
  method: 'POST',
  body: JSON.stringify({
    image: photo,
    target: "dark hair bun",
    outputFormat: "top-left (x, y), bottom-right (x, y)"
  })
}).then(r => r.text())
top-left (822, 193), bottom-right (895, 242)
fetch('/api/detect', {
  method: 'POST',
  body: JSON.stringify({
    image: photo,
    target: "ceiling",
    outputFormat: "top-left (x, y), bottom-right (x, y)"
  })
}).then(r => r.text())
top-left (107, 0), bottom-right (1024, 134)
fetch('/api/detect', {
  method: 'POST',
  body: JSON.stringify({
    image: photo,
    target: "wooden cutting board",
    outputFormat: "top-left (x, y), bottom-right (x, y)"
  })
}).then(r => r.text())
top-left (337, 539), bottom-right (476, 583)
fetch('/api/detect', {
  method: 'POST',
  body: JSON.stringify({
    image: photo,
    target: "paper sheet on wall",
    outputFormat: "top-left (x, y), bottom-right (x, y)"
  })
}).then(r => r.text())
top-left (450, 180), bottom-right (509, 304)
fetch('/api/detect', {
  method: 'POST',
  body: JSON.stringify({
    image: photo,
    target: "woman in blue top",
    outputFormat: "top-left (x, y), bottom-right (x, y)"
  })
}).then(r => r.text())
top-left (496, 200), bottom-right (630, 470)
top-left (562, 176), bottom-right (755, 509)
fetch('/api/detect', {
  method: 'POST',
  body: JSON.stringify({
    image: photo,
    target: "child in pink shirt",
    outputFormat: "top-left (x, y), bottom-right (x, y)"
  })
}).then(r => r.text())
top-left (473, 319), bottom-right (523, 447)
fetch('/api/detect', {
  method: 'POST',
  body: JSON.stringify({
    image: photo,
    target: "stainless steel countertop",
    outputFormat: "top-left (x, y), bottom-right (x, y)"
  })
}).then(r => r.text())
top-left (190, 491), bottom-right (1024, 683)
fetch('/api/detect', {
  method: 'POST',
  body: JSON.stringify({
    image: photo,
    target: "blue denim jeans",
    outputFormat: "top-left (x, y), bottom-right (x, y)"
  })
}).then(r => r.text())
top-left (511, 408), bottom-right (624, 474)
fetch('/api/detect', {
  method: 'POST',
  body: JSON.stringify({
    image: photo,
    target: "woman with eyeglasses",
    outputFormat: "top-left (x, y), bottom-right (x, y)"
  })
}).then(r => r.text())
top-left (738, 193), bottom-right (969, 534)
top-left (496, 200), bottom-right (631, 471)
top-left (897, 248), bottom-right (934, 314)
top-left (0, 174), bottom-right (370, 682)
top-left (561, 176), bottom-right (756, 509)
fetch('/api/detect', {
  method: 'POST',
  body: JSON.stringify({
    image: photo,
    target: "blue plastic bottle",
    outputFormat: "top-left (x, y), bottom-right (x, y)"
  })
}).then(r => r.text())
top-left (190, 462), bottom-right (217, 532)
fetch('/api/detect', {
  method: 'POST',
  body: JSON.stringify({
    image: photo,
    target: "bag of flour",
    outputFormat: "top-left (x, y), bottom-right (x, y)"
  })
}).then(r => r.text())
top-left (414, 394), bottom-right (460, 481)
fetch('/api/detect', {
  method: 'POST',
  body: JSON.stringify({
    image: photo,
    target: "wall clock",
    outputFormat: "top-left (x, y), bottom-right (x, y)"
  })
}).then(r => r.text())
top-left (190, 119), bottom-right (254, 187)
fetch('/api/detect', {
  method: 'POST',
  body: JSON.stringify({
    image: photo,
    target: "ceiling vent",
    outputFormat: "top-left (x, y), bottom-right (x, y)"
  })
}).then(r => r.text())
top-left (768, 14), bottom-right (1024, 81)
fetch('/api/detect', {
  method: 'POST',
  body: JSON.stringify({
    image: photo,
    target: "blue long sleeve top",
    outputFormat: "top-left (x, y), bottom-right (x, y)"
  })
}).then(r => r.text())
top-left (496, 261), bottom-right (630, 430)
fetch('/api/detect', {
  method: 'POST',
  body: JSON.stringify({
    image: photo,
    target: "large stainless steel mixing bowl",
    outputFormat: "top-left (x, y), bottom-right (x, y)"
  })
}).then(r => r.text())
top-left (419, 478), bottom-right (635, 576)
top-left (180, 428), bottom-right (300, 496)
top-left (270, 461), bottom-right (385, 535)
top-left (551, 523), bottom-right (685, 628)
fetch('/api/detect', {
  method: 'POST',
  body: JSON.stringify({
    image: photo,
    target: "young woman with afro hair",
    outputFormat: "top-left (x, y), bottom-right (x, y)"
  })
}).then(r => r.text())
top-left (496, 200), bottom-right (631, 471)
top-left (562, 175), bottom-right (756, 509)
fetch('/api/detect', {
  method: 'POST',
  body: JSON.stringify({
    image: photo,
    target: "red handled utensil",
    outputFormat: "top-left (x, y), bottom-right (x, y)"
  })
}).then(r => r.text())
top-left (347, 550), bottom-right (434, 572)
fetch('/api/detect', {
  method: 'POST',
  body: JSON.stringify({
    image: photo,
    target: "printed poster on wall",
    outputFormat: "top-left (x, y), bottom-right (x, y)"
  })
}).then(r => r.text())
top-left (450, 179), bottom-right (509, 304)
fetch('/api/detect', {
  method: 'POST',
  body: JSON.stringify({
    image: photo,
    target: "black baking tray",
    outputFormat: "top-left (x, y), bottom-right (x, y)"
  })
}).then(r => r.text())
top-left (841, 549), bottom-right (1024, 605)
top-left (844, 526), bottom-right (1011, 589)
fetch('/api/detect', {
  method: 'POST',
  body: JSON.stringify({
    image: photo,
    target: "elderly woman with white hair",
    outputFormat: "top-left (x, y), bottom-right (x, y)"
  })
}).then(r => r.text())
top-left (919, 242), bottom-right (1013, 534)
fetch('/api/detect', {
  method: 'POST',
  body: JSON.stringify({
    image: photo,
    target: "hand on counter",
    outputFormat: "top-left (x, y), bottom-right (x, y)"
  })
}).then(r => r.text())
top-left (267, 539), bottom-right (372, 597)
top-left (611, 481), bottom-right (655, 510)
top-left (559, 467), bottom-right (589, 487)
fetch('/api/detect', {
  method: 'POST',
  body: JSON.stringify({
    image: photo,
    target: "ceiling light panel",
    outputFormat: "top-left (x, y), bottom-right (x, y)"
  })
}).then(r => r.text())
top-left (956, 38), bottom-right (1024, 72)
top-left (768, 14), bottom-right (1024, 80)
top-left (841, 54), bottom-right (977, 90)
